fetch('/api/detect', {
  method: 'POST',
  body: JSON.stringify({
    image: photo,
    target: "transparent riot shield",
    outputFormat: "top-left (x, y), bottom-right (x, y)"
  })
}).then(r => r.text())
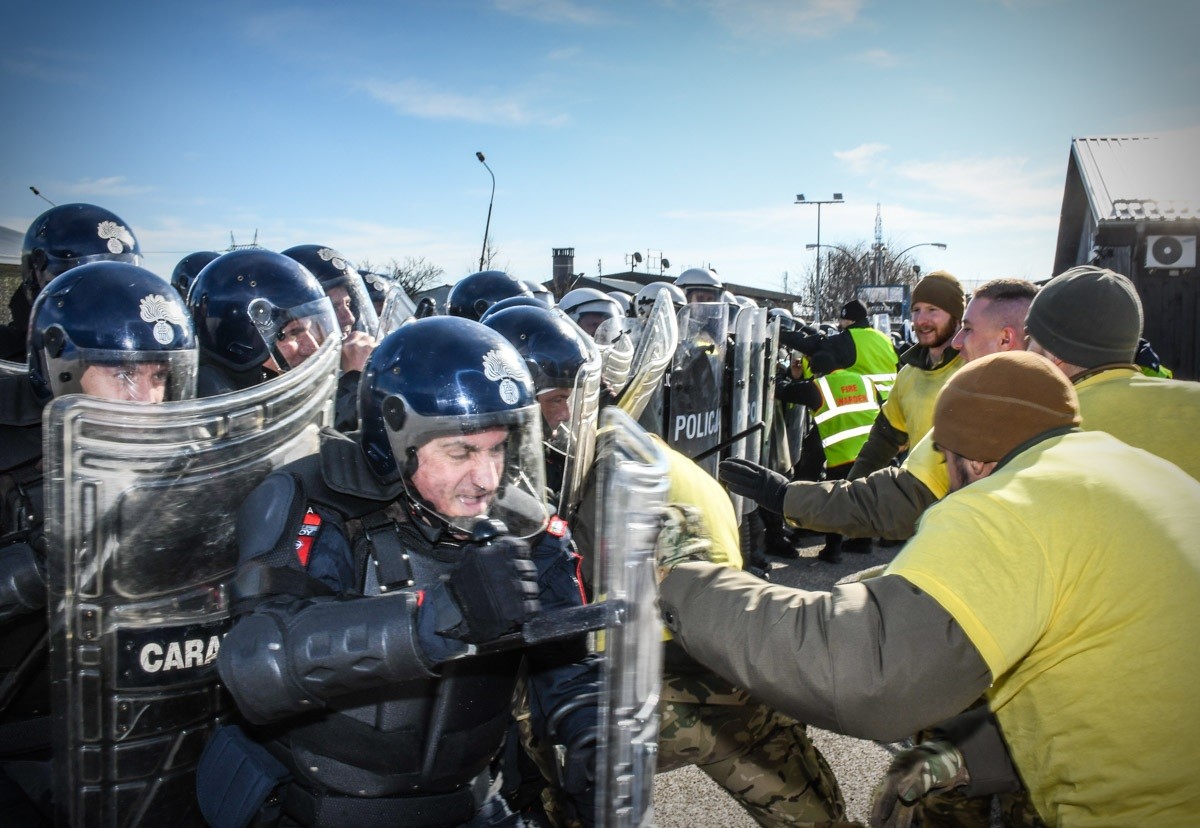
top-left (593, 407), bottom-right (670, 828)
top-left (0, 358), bottom-right (24, 377)
top-left (554, 311), bottom-right (603, 522)
top-left (376, 281), bottom-right (417, 339)
top-left (665, 303), bottom-right (727, 477)
top-left (726, 307), bottom-right (769, 515)
top-left (44, 336), bottom-right (340, 827)
top-left (616, 291), bottom-right (678, 422)
top-left (760, 315), bottom-right (780, 468)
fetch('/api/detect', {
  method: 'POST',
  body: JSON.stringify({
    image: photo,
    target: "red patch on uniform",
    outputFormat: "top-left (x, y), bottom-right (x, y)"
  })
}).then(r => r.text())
top-left (294, 508), bottom-right (323, 567)
top-left (546, 515), bottom-right (568, 537)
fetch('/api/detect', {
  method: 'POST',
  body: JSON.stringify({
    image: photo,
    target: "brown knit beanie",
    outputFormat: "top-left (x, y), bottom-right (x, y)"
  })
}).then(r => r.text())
top-left (932, 351), bottom-right (1080, 462)
top-left (911, 271), bottom-right (965, 320)
top-left (1024, 266), bottom-right (1143, 368)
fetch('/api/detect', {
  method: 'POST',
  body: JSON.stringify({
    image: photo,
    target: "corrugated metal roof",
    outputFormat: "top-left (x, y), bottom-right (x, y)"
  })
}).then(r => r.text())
top-left (1072, 128), bottom-right (1200, 223)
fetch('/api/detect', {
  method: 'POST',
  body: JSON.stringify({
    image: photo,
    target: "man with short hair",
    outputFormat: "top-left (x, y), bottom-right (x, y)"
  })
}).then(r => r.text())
top-left (659, 351), bottom-right (1200, 825)
top-left (847, 271), bottom-right (965, 480)
top-left (724, 278), bottom-right (1036, 543)
top-left (1025, 265), bottom-right (1200, 480)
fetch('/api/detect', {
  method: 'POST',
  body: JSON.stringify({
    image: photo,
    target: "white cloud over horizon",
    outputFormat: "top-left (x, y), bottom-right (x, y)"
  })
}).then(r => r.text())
top-left (356, 78), bottom-right (570, 127)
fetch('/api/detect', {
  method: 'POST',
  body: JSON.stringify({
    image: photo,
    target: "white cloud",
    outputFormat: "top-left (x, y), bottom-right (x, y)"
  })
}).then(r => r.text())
top-left (493, 0), bottom-right (615, 25)
top-left (699, 0), bottom-right (864, 38)
top-left (853, 49), bottom-right (899, 69)
top-left (65, 177), bottom-right (155, 197)
top-left (356, 78), bottom-right (570, 127)
top-left (895, 155), bottom-right (1062, 216)
top-left (836, 143), bottom-right (889, 175)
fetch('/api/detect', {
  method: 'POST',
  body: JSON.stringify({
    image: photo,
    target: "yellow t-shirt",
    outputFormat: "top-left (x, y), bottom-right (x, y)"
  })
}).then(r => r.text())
top-left (651, 434), bottom-right (742, 569)
top-left (900, 431), bottom-right (950, 499)
top-left (887, 431), bottom-right (1200, 825)
top-left (880, 352), bottom-right (964, 444)
top-left (1073, 367), bottom-right (1200, 480)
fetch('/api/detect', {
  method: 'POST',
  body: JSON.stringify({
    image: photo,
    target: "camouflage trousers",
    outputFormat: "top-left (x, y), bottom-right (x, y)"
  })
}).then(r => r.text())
top-left (912, 786), bottom-right (1044, 827)
top-left (657, 671), bottom-right (856, 828)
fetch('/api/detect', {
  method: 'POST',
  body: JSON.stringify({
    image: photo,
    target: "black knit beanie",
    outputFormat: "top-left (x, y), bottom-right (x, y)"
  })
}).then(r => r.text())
top-left (1024, 266), bottom-right (1143, 368)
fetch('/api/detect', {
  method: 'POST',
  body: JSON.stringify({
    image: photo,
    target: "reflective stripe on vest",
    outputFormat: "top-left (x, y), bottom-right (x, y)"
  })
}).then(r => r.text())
top-left (849, 327), bottom-right (899, 400)
top-left (813, 373), bottom-right (879, 466)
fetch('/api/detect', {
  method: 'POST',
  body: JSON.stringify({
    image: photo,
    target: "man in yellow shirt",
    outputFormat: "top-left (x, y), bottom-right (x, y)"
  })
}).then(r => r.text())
top-left (659, 351), bottom-right (1200, 826)
top-left (847, 271), bottom-right (966, 480)
top-left (1024, 265), bottom-right (1200, 480)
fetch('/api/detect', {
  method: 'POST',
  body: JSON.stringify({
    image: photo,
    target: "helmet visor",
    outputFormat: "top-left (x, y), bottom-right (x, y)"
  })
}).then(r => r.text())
top-left (324, 272), bottom-right (381, 338)
top-left (45, 347), bottom-right (198, 403)
top-left (391, 403), bottom-right (549, 539)
top-left (40, 250), bottom-right (143, 288)
top-left (248, 295), bottom-right (338, 372)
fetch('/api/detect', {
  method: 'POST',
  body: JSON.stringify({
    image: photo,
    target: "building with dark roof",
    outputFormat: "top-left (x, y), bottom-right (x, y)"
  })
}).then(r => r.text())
top-left (1053, 129), bottom-right (1200, 378)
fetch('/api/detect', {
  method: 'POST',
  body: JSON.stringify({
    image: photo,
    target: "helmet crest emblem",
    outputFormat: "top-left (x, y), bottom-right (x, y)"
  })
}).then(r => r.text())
top-left (139, 294), bottom-right (187, 344)
top-left (317, 247), bottom-right (349, 273)
top-left (482, 349), bottom-right (524, 405)
top-left (96, 221), bottom-right (134, 255)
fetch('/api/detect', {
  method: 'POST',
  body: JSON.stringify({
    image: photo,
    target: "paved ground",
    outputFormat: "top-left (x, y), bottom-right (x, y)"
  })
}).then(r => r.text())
top-left (652, 530), bottom-right (906, 827)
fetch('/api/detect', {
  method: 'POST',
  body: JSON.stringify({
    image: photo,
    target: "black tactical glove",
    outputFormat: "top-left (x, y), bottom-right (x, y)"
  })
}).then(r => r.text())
top-left (777, 326), bottom-right (823, 353)
top-left (718, 458), bottom-right (790, 514)
top-left (439, 522), bottom-right (541, 644)
top-left (0, 542), bottom-right (47, 622)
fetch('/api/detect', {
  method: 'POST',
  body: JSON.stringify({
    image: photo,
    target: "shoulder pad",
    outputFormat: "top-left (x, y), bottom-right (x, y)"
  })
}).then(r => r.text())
top-left (237, 472), bottom-right (307, 565)
top-left (0, 376), bottom-right (42, 427)
top-left (318, 427), bottom-right (405, 507)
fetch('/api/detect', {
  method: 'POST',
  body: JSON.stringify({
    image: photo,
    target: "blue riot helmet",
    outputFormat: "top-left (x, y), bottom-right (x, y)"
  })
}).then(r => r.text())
top-left (446, 270), bottom-right (533, 321)
top-left (170, 250), bottom-right (220, 300)
top-left (358, 316), bottom-right (548, 537)
top-left (21, 203), bottom-right (142, 300)
top-left (481, 306), bottom-right (601, 515)
top-left (28, 262), bottom-right (197, 404)
top-left (188, 249), bottom-right (337, 375)
top-left (281, 244), bottom-right (380, 337)
top-left (521, 280), bottom-right (555, 307)
top-left (477, 295), bottom-right (550, 324)
top-left (358, 269), bottom-right (394, 312)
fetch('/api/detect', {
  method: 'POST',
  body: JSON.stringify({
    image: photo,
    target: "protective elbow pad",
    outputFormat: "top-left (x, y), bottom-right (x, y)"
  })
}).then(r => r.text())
top-left (218, 591), bottom-right (433, 725)
top-left (0, 543), bottom-right (47, 621)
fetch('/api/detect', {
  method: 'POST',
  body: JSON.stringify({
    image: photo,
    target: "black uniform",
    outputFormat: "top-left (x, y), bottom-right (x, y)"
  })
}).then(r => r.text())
top-left (0, 376), bottom-right (53, 825)
top-left (199, 429), bottom-right (598, 827)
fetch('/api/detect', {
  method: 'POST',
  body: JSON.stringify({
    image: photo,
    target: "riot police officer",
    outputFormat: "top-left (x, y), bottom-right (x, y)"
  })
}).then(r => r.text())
top-left (1, 203), bottom-right (142, 362)
top-left (199, 316), bottom-right (599, 827)
top-left (282, 245), bottom-right (380, 431)
top-left (1, 262), bottom-right (196, 824)
top-left (557, 288), bottom-right (624, 338)
top-left (187, 249), bottom-right (339, 397)
top-left (447, 270), bottom-right (534, 321)
top-left (673, 267), bottom-right (723, 304)
top-left (170, 250), bottom-right (221, 301)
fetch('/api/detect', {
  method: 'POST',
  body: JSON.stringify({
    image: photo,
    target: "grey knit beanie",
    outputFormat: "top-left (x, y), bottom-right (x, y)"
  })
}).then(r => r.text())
top-left (1024, 266), bottom-right (1143, 368)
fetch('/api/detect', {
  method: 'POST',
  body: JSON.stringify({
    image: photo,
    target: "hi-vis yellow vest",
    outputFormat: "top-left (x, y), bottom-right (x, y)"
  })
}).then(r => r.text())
top-left (813, 369), bottom-right (878, 468)
top-left (848, 326), bottom-right (899, 401)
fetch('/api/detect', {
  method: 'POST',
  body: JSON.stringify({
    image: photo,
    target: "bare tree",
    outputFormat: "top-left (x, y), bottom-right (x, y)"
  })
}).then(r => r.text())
top-left (800, 238), bottom-right (929, 321)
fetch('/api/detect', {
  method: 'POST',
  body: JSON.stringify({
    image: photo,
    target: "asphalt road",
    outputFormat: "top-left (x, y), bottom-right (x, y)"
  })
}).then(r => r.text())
top-left (652, 530), bottom-right (906, 827)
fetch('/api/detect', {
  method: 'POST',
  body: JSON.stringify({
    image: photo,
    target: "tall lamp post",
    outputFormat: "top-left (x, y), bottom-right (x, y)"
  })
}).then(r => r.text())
top-left (805, 242), bottom-right (872, 281)
top-left (476, 151), bottom-right (496, 272)
top-left (795, 193), bottom-right (843, 321)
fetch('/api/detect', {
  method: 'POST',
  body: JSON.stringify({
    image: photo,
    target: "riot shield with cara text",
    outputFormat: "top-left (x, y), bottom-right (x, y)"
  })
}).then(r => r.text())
top-left (44, 337), bottom-right (339, 827)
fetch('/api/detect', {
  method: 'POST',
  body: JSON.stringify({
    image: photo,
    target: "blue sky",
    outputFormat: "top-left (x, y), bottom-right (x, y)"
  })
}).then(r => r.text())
top-left (3, 0), bottom-right (1198, 296)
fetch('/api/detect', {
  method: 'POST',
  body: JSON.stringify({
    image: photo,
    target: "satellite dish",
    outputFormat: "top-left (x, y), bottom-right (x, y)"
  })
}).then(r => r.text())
top-left (661, 258), bottom-right (670, 269)
top-left (633, 252), bottom-right (643, 263)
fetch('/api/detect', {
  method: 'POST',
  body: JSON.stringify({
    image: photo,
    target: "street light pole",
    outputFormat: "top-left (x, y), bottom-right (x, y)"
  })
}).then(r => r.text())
top-left (891, 242), bottom-right (948, 281)
top-left (476, 152), bottom-right (495, 272)
top-left (795, 193), bottom-right (843, 322)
